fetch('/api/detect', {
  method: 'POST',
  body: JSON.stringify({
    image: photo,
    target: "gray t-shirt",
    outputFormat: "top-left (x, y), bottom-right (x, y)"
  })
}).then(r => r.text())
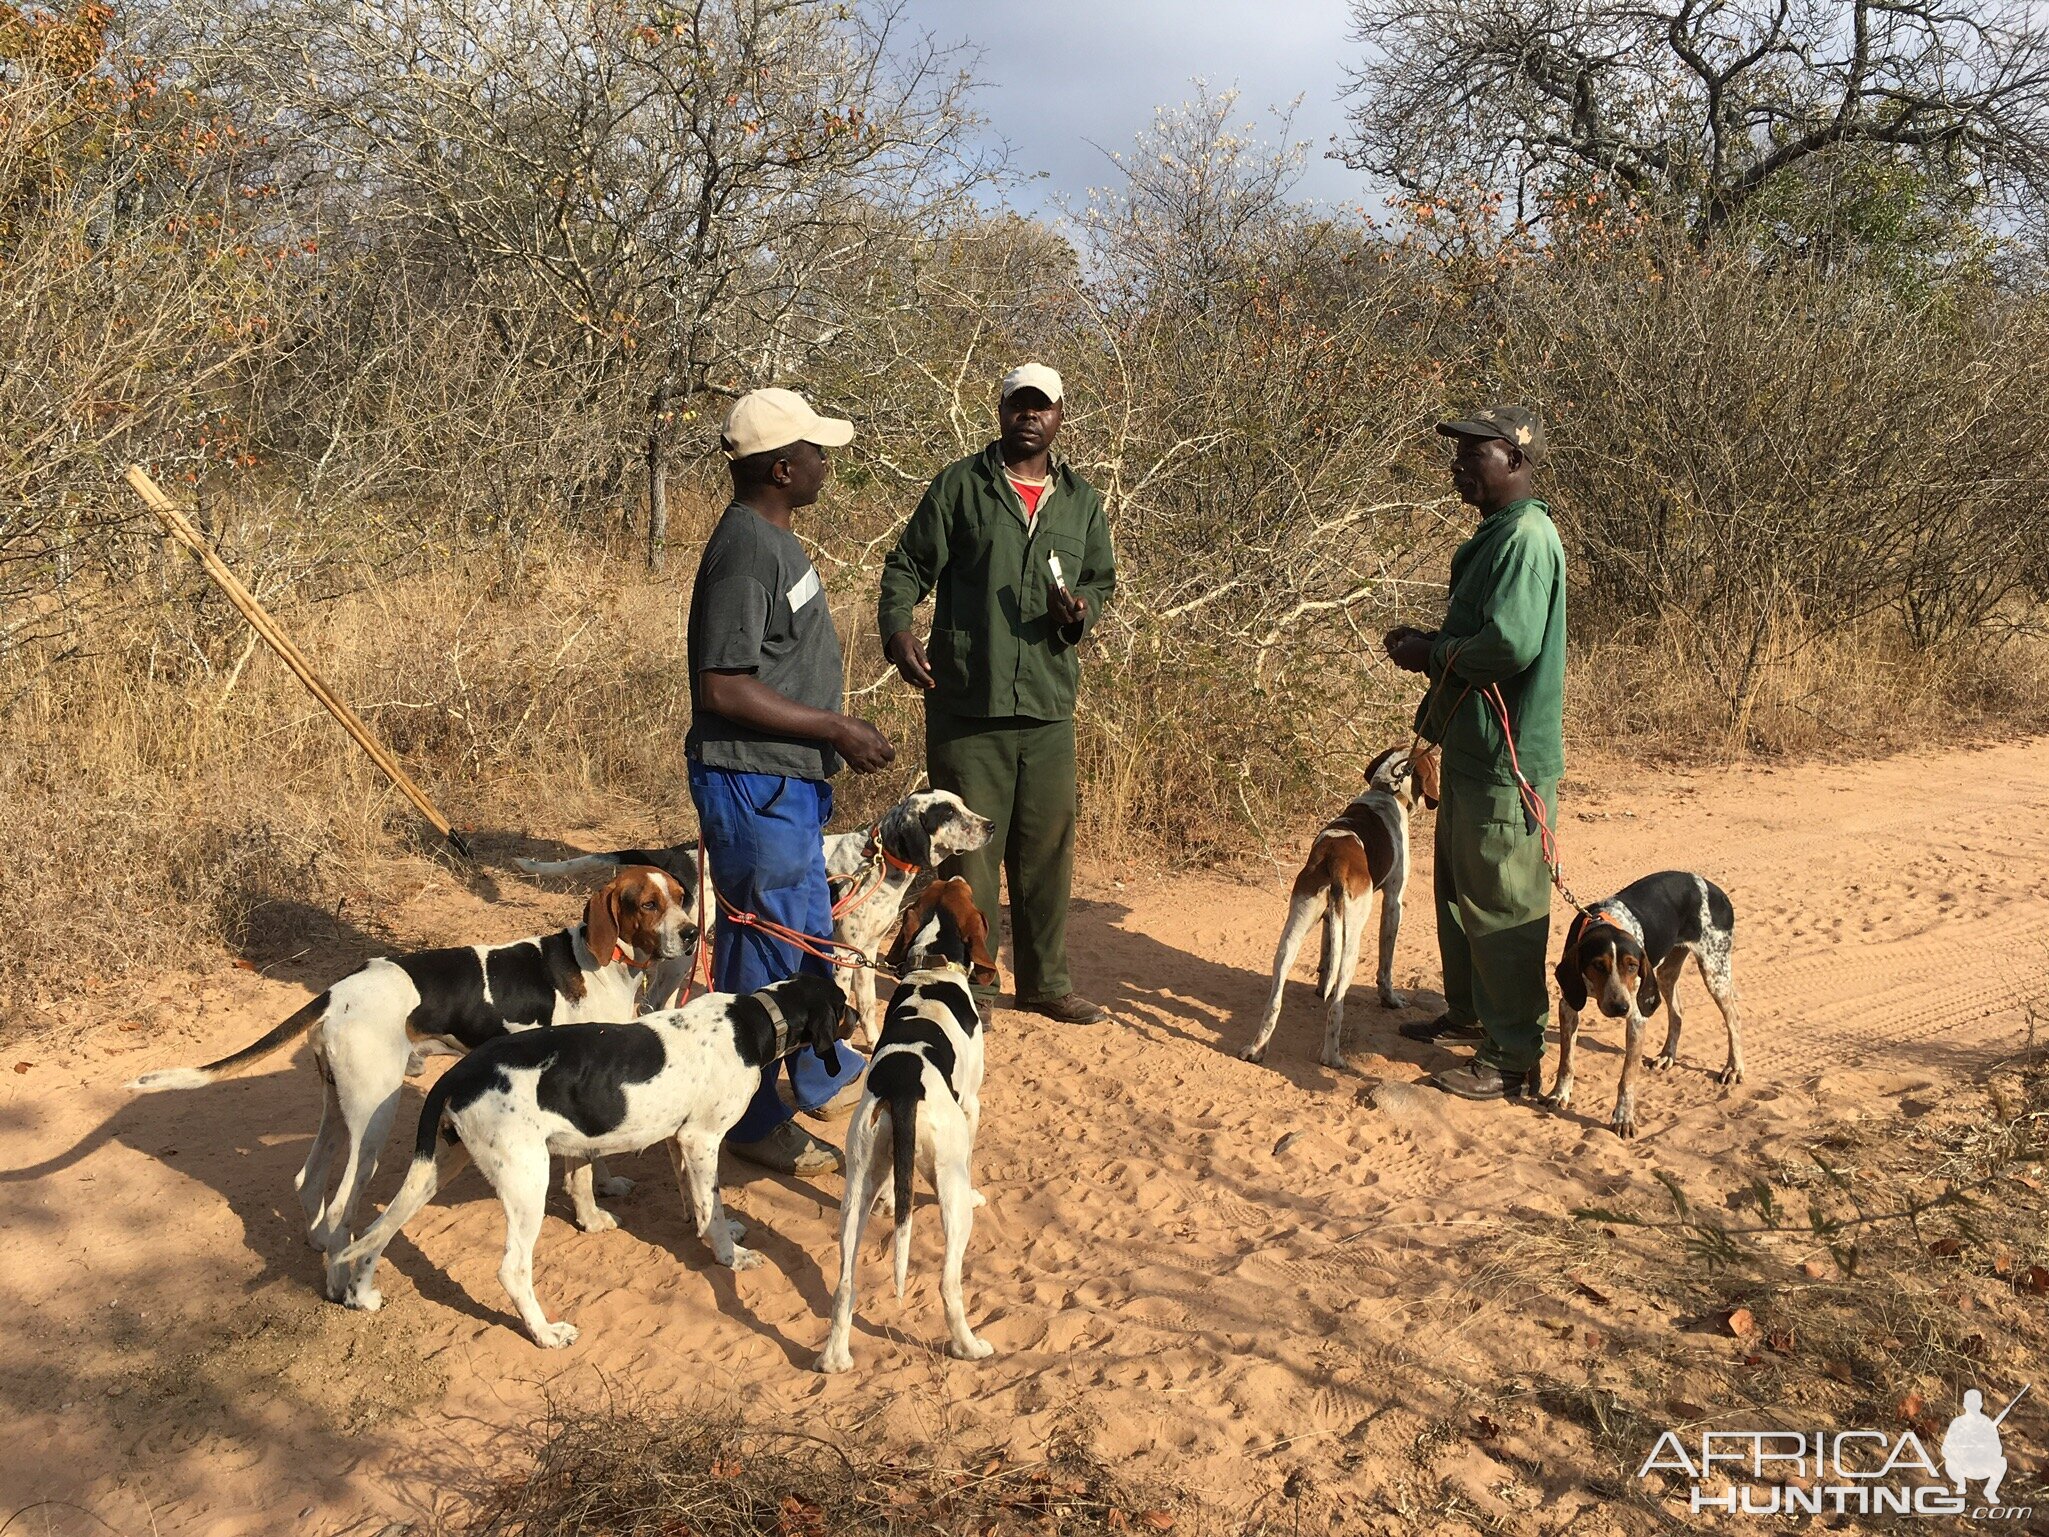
top-left (686, 503), bottom-right (844, 781)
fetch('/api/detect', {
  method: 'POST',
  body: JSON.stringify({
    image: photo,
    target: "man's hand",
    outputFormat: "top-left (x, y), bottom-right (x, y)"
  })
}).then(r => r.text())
top-left (1383, 625), bottom-right (1437, 675)
top-left (831, 716), bottom-right (896, 774)
top-left (884, 629), bottom-right (934, 690)
top-left (1047, 585), bottom-right (1087, 630)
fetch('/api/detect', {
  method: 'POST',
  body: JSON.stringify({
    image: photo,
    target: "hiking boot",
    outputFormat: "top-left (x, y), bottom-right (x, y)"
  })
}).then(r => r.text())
top-left (798, 1076), bottom-right (866, 1124)
top-left (1022, 991), bottom-right (1110, 1025)
top-left (728, 1120), bottom-right (844, 1176)
top-left (1427, 1060), bottom-right (1538, 1101)
top-left (1399, 1012), bottom-right (1484, 1043)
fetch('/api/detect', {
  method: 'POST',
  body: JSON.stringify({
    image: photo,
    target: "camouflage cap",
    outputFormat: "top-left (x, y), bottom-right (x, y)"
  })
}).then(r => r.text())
top-left (1435, 405), bottom-right (1545, 466)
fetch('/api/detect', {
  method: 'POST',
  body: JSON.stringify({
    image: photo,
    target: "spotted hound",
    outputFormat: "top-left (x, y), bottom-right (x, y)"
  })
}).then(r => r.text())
top-left (816, 879), bottom-right (999, 1373)
top-left (326, 974), bottom-right (853, 1348)
top-left (129, 866), bottom-right (696, 1253)
top-left (1240, 745), bottom-right (1439, 1069)
top-left (1546, 870), bottom-right (1741, 1138)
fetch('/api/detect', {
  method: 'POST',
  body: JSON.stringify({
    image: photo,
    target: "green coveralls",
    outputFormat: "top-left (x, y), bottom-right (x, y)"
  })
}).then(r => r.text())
top-left (878, 444), bottom-right (1118, 1001)
top-left (1413, 498), bottom-right (1568, 1075)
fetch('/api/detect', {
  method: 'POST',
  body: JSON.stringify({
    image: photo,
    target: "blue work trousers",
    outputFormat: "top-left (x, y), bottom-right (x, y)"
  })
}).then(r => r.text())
top-left (687, 762), bottom-right (865, 1143)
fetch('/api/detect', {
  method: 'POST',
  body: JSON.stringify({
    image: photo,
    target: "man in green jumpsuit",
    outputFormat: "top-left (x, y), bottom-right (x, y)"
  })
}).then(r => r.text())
top-left (878, 364), bottom-right (1118, 1023)
top-left (1384, 406), bottom-right (1566, 1100)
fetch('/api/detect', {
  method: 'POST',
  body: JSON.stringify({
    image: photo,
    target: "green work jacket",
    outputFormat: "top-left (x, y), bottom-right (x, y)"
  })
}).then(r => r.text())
top-left (877, 443), bottom-right (1117, 722)
top-left (1413, 497), bottom-right (1567, 788)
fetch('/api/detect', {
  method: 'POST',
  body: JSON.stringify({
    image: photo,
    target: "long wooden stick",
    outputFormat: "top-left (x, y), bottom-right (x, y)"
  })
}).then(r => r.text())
top-left (123, 465), bottom-right (474, 859)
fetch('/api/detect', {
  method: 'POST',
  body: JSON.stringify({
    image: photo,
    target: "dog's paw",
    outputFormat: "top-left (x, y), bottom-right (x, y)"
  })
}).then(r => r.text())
top-left (596, 1174), bottom-right (635, 1198)
top-left (726, 1244), bottom-right (765, 1271)
top-left (969, 1188), bottom-right (987, 1209)
top-left (1647, 1051), bottom-right (1677, 1072)
top-left (947, 1335), bottom-right (996, 1361)
top-left (576, 1208), bottom-right (619, 1233)
top-left (814, 1343), bottom-right (854, 1374)
top-left (1379, 988), bottom-right (1407, 1009)
top-left (1609, 1100), bottom-right (1639, 1139)
top-left (1717, 1061), bottom-right (1744, 1086)
top-left (531, 1320), bottom-right (579, 1349)
top-left (872, 1188), bottom-right (896, 1218)
top-left (1319, 1049), bottom-right (1346, 1071)
top-left (342, 1284), bottom-right (383, 1313)
top-left (1238, 1042), bottom-right (1267, 1063)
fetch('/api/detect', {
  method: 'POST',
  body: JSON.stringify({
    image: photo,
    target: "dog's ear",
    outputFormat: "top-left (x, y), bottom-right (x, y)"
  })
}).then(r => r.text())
top-left (1635, 950), bottom-right (1662, 1018)
top-left (808, 995), bottom-right (846, 1078)
top-left (1411, 745), bottom-right (1440, 809)
top-left (585, 879), bottom-right (624, 964)
top-left (885, 892), bottom-right (931, 972)
top-left (1362, 746), bottom-right (1399, 785)
top-left (956, 889), bottom-right (1000, 986)
top-left (895, 802), bottom-right (935, 869)
top-left (1554, 920), bottom-right (1587, 1010)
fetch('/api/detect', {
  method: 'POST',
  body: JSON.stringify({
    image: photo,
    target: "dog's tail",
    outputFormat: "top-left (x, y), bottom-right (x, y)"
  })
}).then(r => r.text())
top-left (325, 1065), bottom-right (469, 1302)
top-left (127, 990), bottom-right (331, 1093)
top-left (888, 1085), bottom-right (923, 1301)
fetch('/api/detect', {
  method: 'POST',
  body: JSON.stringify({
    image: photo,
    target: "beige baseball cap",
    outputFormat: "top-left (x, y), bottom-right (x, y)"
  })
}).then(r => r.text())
top-left (1000, 363), bottom-right (1064, 403)
top-left (720, 387), bottom-right (855, 459)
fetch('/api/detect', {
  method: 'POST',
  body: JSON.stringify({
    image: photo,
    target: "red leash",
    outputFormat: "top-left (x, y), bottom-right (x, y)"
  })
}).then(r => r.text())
top-left (679, 833), bottom-right (884, 1005)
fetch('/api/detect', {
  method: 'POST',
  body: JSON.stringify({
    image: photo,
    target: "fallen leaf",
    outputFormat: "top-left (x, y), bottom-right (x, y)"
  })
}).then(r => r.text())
top-left (1272, 1131), bottom-right (1299, 1156)
top-left (11, 1062), bottom-right (28, 1074)
top-left (1724, 1307), bottom-right (1756, 1338)
top-left (1107, 1513), bottom-right (1130, 1533)
top-left (1742, 1352), bottom-right (1764, 1367)
top-left (1470, 1413), bottom-right (1501, 1439)
top-left (231, 958), bottom-right (256, 972)
top-left (1898, 1392), bottom-right (1926, 1424)
top-left (1571, 1277), bottom-right (1612, 1306)
top-left (1140, 1514), bottom-right (1176, 1532)
top-left (1584, 1328), bottom-right (1604, 1352)
top-left (1800, 1260), bottom-right (1828, 1280)
top-left (2022, 1266), bottom-right (2049, 1296)
top-left (710, 1457), bottom-right (743, 1479)
top-left (1823, 1361), bottom-right (1854, 1383)
top-left (1928, 1238), bottom-right (1963, 1258)
top-left (118, 1021), bottom-right (142, 1032)
top-left (1668, 1400), bottom-right (1708, 1419)
top-left (1767, 1329), bottom-right (1796, 1354)
top-left (1957, 1292), bottom-right (1976, 1312)
top-left (978, 1456), bottom-right (1002, 1477)
top-left (1992, 1248), bottom-right (2015, 1278)
top-left (2012, 1174), bottom-right (2042, 1192)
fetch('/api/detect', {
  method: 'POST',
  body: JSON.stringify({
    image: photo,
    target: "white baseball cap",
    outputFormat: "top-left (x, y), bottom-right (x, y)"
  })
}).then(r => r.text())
top-left (720, 387), bottom-right (855, 459)
top-left (1000, 363), bottom-right (1064, 404)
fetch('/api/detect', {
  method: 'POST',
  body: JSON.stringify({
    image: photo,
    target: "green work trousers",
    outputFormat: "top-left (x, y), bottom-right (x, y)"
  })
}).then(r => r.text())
top-left (1434, 772), bottom-right (1558, 1075)
top-left (924, 707), bottom-right (1076, 1003)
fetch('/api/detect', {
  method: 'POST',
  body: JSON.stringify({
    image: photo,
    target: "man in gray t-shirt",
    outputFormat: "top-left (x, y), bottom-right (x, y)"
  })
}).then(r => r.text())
top-left (685, 388), bottom-right (895, 1176)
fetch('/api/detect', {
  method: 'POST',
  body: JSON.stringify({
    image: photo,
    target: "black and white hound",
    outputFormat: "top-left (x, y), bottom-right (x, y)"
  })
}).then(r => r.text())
top-left (816, 879), bottom-right (999, 1373)
top-left (1547, 870), bottom-right (1741, 1138)
top-left (514, 789), bottom-right (994, 1035)
top-left (325, 973), bottom-right (853, 1348)
top-left (129, 867), bottom-right (696, 1252)
top-left (1240, 745), bottom-right (1440, 1069)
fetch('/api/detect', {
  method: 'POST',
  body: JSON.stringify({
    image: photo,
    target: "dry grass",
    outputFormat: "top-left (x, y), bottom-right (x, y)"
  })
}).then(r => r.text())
top-left (8, 521), bottom-right (2049, 1037)
top-left (446, 1398), bottom-right (1206, 1537)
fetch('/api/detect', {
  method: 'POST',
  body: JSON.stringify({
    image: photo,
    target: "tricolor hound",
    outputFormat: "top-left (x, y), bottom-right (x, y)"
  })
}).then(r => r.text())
top-left (1546, 870), bottom-right (1741, 1138)
top-left (129, 866), bottom-right (695, 1252)
top-left (514, 789), bottom-right (994, 1033)
top-left (1240, 745), bottom-right (1439, 1068)
top-left (325, 973), bottom-right (853, 1348)
top-left (816, 879), bottom-right (999, 1373)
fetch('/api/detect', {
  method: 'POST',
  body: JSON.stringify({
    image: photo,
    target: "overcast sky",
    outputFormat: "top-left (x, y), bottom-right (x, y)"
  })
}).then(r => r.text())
top-left (894, 0), bottom-right (1374, 217)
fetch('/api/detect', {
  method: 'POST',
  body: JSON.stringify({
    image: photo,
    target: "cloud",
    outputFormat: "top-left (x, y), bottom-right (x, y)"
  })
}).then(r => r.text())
top-left (896, 0), bottom-right (1371, 213)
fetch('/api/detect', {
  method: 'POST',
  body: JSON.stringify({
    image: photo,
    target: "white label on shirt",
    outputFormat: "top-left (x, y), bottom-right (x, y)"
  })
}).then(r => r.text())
top-left (786, 567), bottom-right (821, 612)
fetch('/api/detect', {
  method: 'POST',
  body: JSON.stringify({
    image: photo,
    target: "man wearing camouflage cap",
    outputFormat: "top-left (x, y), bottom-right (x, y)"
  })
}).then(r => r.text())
top-left (1383, 405), bottom-right (1566, 1102)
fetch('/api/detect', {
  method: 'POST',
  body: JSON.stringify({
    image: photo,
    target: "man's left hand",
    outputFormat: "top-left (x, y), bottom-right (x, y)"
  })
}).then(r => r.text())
top-left (1385, 628), bottom-right (1437, 674)
top-left (1048, 586), bottom-right (1087, 629)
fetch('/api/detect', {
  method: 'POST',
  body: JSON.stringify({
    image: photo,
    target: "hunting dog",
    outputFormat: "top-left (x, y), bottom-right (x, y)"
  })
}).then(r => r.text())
top-left (1546, 871), bottom-right (1741, 1138)
top-left (129, 867), bottom-right (696, 1252)
top-left (1240, 745), bottom-right (1440, 1069)
top-left (325, 974), bottom-right (854, 1348)
top-left (816, 879), bottom-right (999, 1373)
top-left (514, 789), bottom-right (994, 1033)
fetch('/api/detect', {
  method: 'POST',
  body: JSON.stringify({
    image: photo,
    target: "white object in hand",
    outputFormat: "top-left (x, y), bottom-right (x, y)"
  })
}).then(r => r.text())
top-left (1047, 550), bottom-right (1068, 591)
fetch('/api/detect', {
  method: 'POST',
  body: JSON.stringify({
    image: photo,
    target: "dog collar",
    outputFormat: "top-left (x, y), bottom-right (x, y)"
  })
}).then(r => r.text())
top-left (757, 990), bottom-right (792, 1057)
top-left (865, 826), bottom-right (921, 875)
top-left (610, 941), bottom-right (654, 971)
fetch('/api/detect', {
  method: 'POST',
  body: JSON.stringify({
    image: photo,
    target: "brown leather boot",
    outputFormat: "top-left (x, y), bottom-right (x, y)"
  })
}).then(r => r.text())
top-left (1022, 992), bottom-right (1110, 1024)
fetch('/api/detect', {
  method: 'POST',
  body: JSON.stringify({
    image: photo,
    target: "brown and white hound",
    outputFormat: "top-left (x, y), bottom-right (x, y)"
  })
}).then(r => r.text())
top-left (1240, 745), bottom-right (1439, 1069)
top-left (129, 866), bottom-right (696, 1253)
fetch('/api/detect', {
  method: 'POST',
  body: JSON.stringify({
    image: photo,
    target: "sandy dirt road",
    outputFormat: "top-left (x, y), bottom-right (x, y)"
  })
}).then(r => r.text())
top-left (5, 738), bottom-right (2047, 1533)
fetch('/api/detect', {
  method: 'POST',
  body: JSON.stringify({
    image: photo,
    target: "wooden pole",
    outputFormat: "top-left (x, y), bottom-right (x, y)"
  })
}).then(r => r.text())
top-left (123, 465), bottom-right (474, 859)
